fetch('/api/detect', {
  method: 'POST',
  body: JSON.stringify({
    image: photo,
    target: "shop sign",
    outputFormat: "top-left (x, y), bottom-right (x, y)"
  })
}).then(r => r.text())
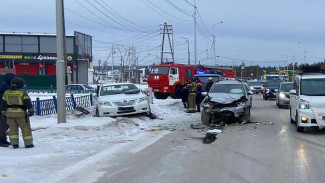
top-left (0, 54), bottom-right (73, 61)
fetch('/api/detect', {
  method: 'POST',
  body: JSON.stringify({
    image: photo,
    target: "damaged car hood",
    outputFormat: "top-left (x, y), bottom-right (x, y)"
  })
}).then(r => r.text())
top-left (208, 93), bottom-right (246, 104)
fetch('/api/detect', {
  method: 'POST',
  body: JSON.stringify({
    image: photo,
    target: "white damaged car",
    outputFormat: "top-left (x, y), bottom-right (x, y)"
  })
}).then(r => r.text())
top-left (95, 83), bottom-right (150, 117)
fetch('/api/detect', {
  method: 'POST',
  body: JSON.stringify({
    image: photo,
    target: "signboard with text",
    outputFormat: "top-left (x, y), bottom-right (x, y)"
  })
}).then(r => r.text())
top-left (0, 54), bottom-right (74, 61)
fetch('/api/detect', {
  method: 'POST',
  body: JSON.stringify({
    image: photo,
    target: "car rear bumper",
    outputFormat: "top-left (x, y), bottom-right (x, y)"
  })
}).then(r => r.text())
top-left (278, 98), bottom-right (290, 105)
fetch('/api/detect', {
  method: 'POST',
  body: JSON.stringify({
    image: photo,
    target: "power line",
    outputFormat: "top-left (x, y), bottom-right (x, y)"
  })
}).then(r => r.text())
top-left (163, 0), bottom-right (192, 16)
top-left (145, 0), bottom-right (191, 22)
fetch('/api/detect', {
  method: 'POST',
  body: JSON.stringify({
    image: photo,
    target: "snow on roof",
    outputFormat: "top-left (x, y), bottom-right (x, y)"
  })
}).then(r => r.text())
top-left (301, 74), bottom-right (325, 79)
top-left (0, 32), bottom-right (74, 37)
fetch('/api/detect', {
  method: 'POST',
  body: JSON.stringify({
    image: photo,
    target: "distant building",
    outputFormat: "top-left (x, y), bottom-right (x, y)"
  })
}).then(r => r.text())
top-left (0, 31), bottom-right (92, 84)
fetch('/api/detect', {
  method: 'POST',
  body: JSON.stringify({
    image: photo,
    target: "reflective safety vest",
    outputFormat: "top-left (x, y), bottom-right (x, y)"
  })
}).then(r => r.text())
top-left (2, 89), bottom-right (30, 117)
top-left (189, 82), bottom-right (197, 93)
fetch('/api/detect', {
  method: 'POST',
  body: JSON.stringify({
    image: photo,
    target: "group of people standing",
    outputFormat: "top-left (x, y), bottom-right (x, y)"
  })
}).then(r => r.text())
top-left (0, 73), bottom-right (35, 149)
top-left (180, 77), bottom-right (214, 113)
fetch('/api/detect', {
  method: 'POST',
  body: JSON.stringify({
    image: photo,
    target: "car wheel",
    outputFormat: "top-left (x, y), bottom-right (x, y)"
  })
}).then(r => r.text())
top-left (95, 107), bottom-right (100, 117)
top-left (290, 107), bottom-right (295, 124)
top-left (263, 94), bottom-right (267, 100)
top-left (201, 108), bottom-right (211, 125)
top-left (295, 113), bottom-right (304, 132)
top-left (240, 108), bottom-right (250, 123)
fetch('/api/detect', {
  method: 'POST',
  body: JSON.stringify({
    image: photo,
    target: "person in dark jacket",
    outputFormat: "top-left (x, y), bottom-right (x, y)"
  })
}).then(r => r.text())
top-left (195, 79), bottom-right (203, 112)
top-left (205, 77), bottom-right (213, 93)
top-left (0, 73), bottom-right (15, 147)
top-left (181, 79), bottom-right (190, 108)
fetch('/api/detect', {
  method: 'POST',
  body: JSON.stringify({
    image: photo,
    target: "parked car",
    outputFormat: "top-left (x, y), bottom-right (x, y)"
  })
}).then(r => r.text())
top-left (290, 71), bottom-right (325, 132)
top-left (276, 82), bottom-right (293, 108)
top-left (248, 81), bottom-right (265, 94)
top-left (263, 80), bottom-right (282, 100)
top-left (193, 73), bottom-right (224, 96)
top-left (95, 83), bottom-right (150, 117)
top-left (65, 84), bottom-right (96, 93)
top-left (201, 80), bottom-right (253, 125)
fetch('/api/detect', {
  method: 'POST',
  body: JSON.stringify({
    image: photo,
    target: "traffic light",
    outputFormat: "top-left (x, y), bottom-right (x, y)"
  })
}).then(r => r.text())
top-left (40, 64), bottom-right (43, 68)
top-left (73, 65), bottom-right (77, 70)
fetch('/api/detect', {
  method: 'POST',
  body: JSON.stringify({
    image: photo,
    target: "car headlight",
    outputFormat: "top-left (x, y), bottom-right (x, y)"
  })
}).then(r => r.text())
top-left (202, 102), bottom-right (212, 108)
top-left (279, 93), bottom-right (285, 98)
top-left (299, 99), bottom-right (310, 109)
top-left (138, 97), bottom-right (147, 103)
top-left (261, 87), bottom-right (264, 89)
top-left (266, 89), bottom-right (270, 94)
top-left (98, 101), bottom-right (112, 106)
top-left (250, 87), bottom-right (254, 90)
top-left (237, 102), bottom-right (246, 107)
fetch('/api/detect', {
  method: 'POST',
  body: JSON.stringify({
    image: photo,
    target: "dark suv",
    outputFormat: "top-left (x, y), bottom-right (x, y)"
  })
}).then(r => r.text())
top-left (263, 80), bottom-right (282, 100)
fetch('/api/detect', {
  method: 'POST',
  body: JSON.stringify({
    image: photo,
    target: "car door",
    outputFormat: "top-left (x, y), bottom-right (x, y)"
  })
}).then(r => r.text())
top-left (169, 68), bottom-right (179, 86)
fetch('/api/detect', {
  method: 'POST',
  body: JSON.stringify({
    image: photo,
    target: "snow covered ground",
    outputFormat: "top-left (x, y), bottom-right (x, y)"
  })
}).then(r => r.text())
top-left (0, 97), bottom-right (200, 183)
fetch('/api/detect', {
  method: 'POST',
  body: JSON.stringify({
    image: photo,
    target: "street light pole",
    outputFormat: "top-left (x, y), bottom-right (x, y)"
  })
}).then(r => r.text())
top-left (55, 0), bottom-right (66, 123)
top-left (212, 21), bottom-right (224, 66)
top-left (180, 37), bottom-right (190, 65)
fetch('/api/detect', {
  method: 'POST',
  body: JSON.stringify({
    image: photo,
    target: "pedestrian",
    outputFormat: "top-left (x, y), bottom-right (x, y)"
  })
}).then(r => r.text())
top-left (0, 73), bottom-right (15, 147)
top-left (205, 77), bottom-right (213, 93)
top-left (0, 78), bottom-right (35, 149)
top-left (181, 79), bottom-right (190, 108)
top-left (196, 79), bottom-right (203, 112)
top-left (186, 78), bottom-right (197, 113)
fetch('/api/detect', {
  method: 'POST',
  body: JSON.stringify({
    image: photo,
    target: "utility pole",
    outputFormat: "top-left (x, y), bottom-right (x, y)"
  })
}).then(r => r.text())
top-left (98, 60), bottom-right (101, 73)
top-left (213, 36), bottom-right (216, 65)
top-left (56, 0), bottom-right (66, 123)
top-left (187, 39), bottom-right (190, 65)
top-left (111, 44), bottom-right (114, 82)
top-left (194, 0), bottom-right (197, 65)
top-left (160, 23), bottom-right (174, 63)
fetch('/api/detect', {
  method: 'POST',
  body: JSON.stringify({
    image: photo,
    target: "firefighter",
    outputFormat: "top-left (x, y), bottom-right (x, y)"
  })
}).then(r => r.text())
top-left (186, 78), bottom-right (197, 113)
top-left (196, 79), bottom-right (203, 112)
top-left (0, 73), bottom-right (15, 147)
top-left (181, 79), bottom-right (190, 108)
top-left (0, 78), bottom-right (34, 149)
top-left (205, 77), bottom-right (213, 93)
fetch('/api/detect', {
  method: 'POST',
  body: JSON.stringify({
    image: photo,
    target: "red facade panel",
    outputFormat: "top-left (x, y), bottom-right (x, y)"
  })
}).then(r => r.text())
top-left (14, 64), bottom-right (38, 75)
top-left (46, 64), bottom-right (56, 75)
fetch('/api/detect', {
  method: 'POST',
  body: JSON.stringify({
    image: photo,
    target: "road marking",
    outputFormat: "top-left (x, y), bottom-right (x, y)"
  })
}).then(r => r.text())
top-left (48, 130), bottom-right (170, 183)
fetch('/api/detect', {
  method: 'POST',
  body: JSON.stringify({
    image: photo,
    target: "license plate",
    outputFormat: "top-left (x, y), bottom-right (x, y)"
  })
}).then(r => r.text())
top-left (118, 107), bottom-right (134, 111)
top-left (154, 89), bottom-right (159, 92)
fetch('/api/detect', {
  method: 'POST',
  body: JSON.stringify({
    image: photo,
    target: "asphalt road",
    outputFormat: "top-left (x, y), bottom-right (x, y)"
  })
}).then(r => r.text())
top-left (95, 95), bottom-right (325, 183)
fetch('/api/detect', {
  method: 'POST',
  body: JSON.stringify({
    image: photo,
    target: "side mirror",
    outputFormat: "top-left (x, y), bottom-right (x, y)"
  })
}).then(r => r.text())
top-left (289, 89), bottom-right (297, 95)
top-left (248, 91), bottom-right (253, 95)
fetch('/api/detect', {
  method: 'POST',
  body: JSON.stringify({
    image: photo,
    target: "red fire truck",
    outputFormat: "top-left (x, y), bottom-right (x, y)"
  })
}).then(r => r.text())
top-left (148, 63), bottom-right (236, 99)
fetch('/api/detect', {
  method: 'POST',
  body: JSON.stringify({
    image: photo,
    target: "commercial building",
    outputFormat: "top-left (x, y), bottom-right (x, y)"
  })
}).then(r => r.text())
top-left (0, 31), bottom-right (92, 84)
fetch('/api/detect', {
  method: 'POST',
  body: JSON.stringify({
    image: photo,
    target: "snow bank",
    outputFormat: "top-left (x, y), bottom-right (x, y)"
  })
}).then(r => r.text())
top-left (0, 97), bottom-right (200, 183)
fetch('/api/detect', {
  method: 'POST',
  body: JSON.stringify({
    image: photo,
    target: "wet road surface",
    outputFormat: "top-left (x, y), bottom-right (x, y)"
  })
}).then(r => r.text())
top-left (96, 95), bottom-right (325, 183)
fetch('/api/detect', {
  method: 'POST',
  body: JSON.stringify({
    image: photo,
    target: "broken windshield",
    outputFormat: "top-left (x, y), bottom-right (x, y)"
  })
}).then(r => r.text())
top-left (210, 84), bottom-right (245, 94)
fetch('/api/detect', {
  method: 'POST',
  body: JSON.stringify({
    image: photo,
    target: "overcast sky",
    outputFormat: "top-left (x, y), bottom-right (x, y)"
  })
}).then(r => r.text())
top-left (1, 0), bottom-right (325, 66)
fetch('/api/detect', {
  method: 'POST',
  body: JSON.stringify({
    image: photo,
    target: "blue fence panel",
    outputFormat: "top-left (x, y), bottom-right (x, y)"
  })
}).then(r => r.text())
top-left (75, 95), bottom-right (92, 108)
top-left (65, 96), bottom-right (75, 111)
top-left (31, 94), bottom-right (94, 116)
top-left (39, 99), bottom-right (57, 116)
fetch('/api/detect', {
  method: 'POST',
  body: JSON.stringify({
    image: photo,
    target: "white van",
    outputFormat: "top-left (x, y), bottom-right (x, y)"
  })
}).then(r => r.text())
top-left (289, 73), bottom-right (325, 132)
